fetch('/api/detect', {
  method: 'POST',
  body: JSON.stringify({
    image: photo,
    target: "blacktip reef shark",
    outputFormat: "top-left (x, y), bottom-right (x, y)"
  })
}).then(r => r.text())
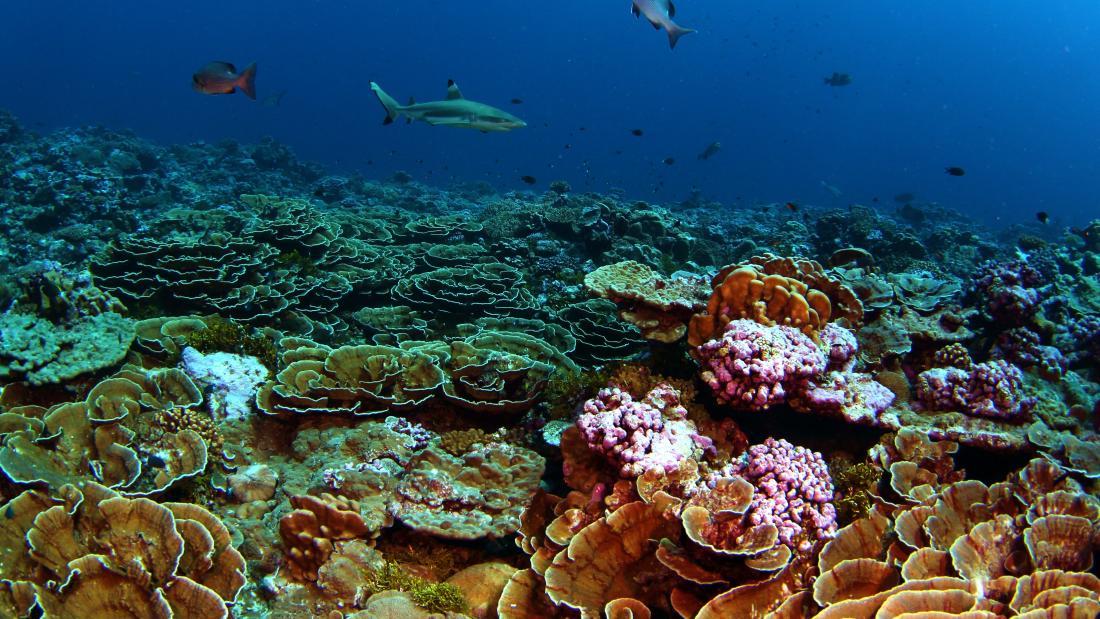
top-left (370, 80), bottom-right (527, 133)
top-left (631, 0), bottom-right (696, 49)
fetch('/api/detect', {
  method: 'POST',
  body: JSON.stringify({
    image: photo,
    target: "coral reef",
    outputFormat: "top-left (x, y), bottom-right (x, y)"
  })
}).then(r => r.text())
top-left (0, 112), bottom-right (1096, 619)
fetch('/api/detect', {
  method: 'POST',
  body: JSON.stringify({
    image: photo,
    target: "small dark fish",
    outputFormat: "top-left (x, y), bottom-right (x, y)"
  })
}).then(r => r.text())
top-left (1036, 211), bottom-right (1050, 224)
top-left (579, 126), bottom-right (587, 131)
top-left (785, 202), bottom-right (799, 212)
top-left (823, 71), bottom-right (852, 87)
top-left (564, 144), bottom-right (571, 149)
top-left (872, 197), bottom-right (880, 203)
top-left (192, 61), bottom-right (257, 99)
top-left (631, 128), bottom-right (644, 136)
top-left (945, 166), bottom-right (966, 176)
top-left (697, 141), bottom-right (721, 160)
top-left (511, 98), bottom-right (523, 104)
top-left (521, 175), bottom-right (537, 185)
top-left (893, 192), bottom-right (915, 203)
top-left (662, 157), bottom-right (675, 165)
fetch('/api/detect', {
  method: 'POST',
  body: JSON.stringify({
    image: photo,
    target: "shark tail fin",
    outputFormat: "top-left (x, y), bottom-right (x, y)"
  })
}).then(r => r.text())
top-left (667, 24), bottom-right (696, 49)
top-left (370, 82), bottom-right (401, 125)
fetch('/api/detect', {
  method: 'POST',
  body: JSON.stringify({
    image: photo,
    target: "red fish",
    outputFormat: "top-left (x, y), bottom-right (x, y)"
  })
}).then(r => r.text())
top-left (192, 61), bottom-right (257, 99)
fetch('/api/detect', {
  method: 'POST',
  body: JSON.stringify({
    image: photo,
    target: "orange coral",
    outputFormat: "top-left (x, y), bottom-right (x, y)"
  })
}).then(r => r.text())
top-left (687, 254), bottom-right (863, 346)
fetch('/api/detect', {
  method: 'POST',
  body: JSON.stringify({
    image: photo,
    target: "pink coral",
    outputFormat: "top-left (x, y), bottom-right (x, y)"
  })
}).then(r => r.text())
top-left (994, 327), bottom-right (1066, 379)
top-left (819, 322), bottom-right (858, 372)
top-left (695, 319), bottom-right (825, 410)
top-left (915, 359), bottom-right (1035, 420)
top-left (710, 437), bottom-right (837, 553)
top-left (577, 383), bottom-right (711, 478)
top-left (789, 370), bottom-right (895, 424)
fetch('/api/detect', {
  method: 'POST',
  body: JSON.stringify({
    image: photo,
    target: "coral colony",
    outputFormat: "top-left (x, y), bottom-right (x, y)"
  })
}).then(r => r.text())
top-left (0, 109), bottom-right (1097, 617)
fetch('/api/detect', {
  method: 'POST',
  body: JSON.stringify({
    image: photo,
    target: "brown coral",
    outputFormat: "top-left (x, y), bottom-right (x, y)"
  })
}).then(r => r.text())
top-left (279, 493), bottom-right (372, 581)
top-left (8, 482), bottom-right (243, 617)
top-left (393, 443), bottom-right (545, 540)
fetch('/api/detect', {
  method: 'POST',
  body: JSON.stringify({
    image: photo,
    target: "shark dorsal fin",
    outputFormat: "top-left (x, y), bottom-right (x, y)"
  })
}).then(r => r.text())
top-left (666, 0), bottom-right (675, 18)
top-left (446, 79), bottom-right (464, 100)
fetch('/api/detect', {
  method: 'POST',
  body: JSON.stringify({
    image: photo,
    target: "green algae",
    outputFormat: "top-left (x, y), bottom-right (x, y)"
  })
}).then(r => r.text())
top-left (184, 316), bottom-right (277, 370)
top-left (362, 561), bottom-right (469, 614)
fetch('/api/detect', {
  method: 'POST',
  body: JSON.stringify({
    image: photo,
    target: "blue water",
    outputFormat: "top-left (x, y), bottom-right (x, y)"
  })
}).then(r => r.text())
top-left (4, 1), bottom-right (1100, 226)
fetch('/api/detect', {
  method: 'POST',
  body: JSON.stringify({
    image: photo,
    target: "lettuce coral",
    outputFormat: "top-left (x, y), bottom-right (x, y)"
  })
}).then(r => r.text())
top-left (0, 311), bottom-right (133, 385)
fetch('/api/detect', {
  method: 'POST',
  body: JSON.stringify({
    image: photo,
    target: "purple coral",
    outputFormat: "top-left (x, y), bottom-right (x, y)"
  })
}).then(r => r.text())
top-left (727, 438), bottom-right (837, 553)
top-left (992, 327), bottom-right (1066, 379)
top-left (383, 415), bottom-right (434, 451)
top-left (577, 383), bottom-right (711, 478)
top-left (695, 319), bottom-right (826, 410)
top-left (915, 359), bottom-right (1035, 420)
top-left (790, 371), bottom-right (895, 424)
top-left (819, 322), bottom-right (858, 372)
top-left (1054, 313), bottom-right (1100, 367)
top-left (971, 260), bottom-right (1046, 325)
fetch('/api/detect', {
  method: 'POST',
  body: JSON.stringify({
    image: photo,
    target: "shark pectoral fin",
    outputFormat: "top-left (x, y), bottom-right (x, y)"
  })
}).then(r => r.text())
top-left (651, 20), bottom-right (662, 29)
top-left (665, 0), bottom-right (676, 17)
top-left (446, 79), bottom-right (464, 100)
top-left (631, 4), bottom-right (640, 17)
top-left (383, 116), bottom-right (393, 125)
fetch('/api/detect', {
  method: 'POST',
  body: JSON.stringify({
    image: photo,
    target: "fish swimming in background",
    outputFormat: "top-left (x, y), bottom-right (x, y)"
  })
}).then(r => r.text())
top-left (261, 89), bottom-right (287, 107)
top-left (631, 0), bottom-right (696, 49)
top-left (697, 141), bottom-right (721, 160)
top-left (823, 72), bottom-right (852, 87)
top-left (945, 166), bottom-right (966, 176)
top-left (192, 61), bottom-right (257, 99)
top-left (1036, 211), bottom-right (1050, 224)
top-left (821, 180), bottom-right (843, 198)
top-left (370, 80), bottom-right (526, 132)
